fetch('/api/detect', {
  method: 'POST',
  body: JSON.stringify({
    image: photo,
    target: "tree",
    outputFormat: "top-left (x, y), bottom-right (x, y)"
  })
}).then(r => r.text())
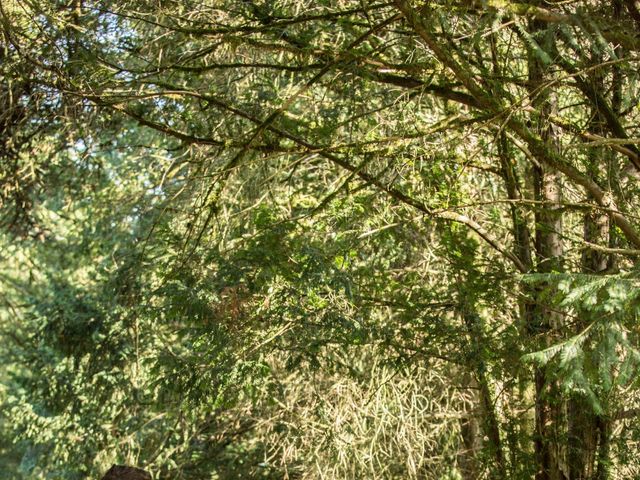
top-left (1, 0), bottom-right (640, 478)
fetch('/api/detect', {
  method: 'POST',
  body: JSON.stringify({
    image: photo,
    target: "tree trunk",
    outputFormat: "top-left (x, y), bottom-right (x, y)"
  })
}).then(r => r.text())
top-left (527, 14), bottom-right (566, 480)
top-left (568, 1), bottom-right (625, 473)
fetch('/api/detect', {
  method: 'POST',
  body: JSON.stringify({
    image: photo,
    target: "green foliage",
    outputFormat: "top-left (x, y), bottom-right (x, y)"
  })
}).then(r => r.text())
top-left (523, 272), bottom-right (640, 413)
top-left (2, 0), bottom-right (640, 478)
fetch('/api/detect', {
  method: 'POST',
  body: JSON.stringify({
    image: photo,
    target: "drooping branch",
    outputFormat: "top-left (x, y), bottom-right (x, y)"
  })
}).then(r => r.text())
top-left (97, 85), bottom-right (529, 272)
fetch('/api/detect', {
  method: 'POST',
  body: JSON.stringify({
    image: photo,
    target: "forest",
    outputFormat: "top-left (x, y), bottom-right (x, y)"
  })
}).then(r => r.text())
top-left (1, 0), bottom-right (640, 478)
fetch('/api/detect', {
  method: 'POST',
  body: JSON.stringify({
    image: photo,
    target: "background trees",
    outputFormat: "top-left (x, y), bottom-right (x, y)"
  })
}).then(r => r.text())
top-left (1, 0), bottom-right (640, 478)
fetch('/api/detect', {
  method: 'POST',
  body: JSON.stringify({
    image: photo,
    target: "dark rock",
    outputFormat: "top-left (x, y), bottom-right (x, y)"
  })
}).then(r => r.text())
top-left (100, 465), bottom-right (152, 480)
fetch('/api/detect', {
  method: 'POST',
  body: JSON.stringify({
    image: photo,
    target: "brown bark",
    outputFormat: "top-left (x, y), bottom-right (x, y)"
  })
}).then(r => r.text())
top-left (458, 372), bottom-right (483, 480)
top-left (526, 14), bottom-right (566, 480)
top-left (568, 2), bottom-right (623, 472)
top-left (464, 312), bottom-right (505, 478)
top-left (569, 183), bottom-right (607, 474)
top-left (567, 187), bottom-right (609, 480)
top-left (498, 129), bottom-right (533, 272)
top-left (101, 465), bottom-right (151, 480)
top-left (594, 416), bottom-right (612, 480)
top-left (462, 310), bottom-right (506, 478)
